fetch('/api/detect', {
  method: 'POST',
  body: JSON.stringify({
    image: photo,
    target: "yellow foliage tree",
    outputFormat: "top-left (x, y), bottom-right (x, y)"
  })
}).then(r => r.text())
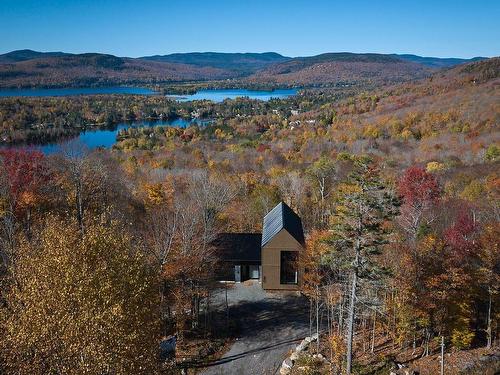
top-left (426, 161), bottom-right (446, 173)
top-left (0, 217), bottom-right (159, 375)
top-left (363, 124), bottom-right (382, 139)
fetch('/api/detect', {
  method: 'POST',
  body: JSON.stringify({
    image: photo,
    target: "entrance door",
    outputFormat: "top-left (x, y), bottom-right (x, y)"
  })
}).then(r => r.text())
top-left (234, 265), bottom-right (241, 282)
top-left (249, 265), bottom-right (260, 279)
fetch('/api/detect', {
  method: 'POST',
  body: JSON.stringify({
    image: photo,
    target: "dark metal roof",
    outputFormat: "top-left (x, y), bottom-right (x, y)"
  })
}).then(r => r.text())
top-left (261, 202), bottom-right (305, 247)
top-left (212, 233), bottom-right (262, 262)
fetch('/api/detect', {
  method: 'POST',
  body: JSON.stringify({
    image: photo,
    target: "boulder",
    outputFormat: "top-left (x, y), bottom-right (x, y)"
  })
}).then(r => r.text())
top-left (282, 358), bottom-right (293, 369)
top-left (296, 341), bottom-right (309, 352)
top-left (280, 358), bottom-right (293, 375)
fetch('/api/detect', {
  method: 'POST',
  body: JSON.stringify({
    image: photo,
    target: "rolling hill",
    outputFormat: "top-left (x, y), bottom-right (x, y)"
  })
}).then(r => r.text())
top-left (141, 52), bottom-right (290, 76)
top-left (394, 54), bottom-right (486, 68)
top-left (0, 52), bottom-right (234, 88)
top-left (247, 52), bottom-right (432, 86)
top-left (0, 50), bottom-right (490, 89)
top-left (0, 49), bottom-right (71, 63)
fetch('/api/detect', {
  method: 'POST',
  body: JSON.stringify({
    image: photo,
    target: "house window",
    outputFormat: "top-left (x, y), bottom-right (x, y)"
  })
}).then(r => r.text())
top-left (280, 251), bottom-right (298, 284)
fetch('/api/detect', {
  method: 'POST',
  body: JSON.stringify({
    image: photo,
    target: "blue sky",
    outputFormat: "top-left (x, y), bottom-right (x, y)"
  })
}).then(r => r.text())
top-left (1, 0), bottom-right (499, 58)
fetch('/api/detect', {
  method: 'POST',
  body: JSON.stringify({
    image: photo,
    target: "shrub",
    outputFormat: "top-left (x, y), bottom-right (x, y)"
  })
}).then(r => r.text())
top-left (485, 144), bottom-right (499, 162)
top-left (451, 328), bottom-right (475, 350)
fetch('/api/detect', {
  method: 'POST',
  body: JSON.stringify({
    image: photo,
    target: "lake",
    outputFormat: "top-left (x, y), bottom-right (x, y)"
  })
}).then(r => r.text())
top-left (38, 118), bottom-right (208, 154)
top-left (1, 86), bottom-right (297, 153)
top-left (167, 88), bottom-right (298, 102)
top-left (0, 86), bottom-right (298, 101)
top-left (0, 86), bottom-right (158, 97)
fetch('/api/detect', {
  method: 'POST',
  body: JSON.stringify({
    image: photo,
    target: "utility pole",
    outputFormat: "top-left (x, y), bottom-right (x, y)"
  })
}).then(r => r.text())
top-left (440, 336), bottom-right (445, 375)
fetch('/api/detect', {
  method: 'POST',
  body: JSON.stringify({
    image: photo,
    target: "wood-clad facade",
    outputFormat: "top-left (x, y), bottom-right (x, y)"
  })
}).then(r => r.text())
top-left (261, 228), bottom-right (303, 290)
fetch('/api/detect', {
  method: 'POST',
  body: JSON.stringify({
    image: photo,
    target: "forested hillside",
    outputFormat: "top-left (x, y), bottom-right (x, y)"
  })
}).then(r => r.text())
top-left (0, 50), bottom-right (484, 89)
top-left (0, 49), bottom-right (71, 63)
top-left (141, 51), bottom-right (290, 76)
top-left (0, 52), bottom-right (234, 88)
top-left (0, 57), bottom-right (498, 374)
top-left (248, 52), bottom-right (432, 86)
top-left (393, 53), bottom-right (486, 68)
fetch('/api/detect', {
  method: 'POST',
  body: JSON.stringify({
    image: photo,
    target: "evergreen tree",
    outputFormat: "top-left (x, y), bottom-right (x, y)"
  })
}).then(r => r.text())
top-left (328, 156), bottom-right (398, 374)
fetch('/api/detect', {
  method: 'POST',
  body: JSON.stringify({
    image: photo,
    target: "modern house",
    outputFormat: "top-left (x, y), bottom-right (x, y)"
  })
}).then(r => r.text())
top-left (214, 202), bottom-right (305, 290)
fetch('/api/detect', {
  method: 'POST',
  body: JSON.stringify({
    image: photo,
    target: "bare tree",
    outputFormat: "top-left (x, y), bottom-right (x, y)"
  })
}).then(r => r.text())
top-left (188, 170), bottom-right (237, 249)
top-left (275, 171), bottom-right (308, 215)
top-left (56, 142), bottom-right (112, 233)
top-left (307, 156), bottom-right (337, 227)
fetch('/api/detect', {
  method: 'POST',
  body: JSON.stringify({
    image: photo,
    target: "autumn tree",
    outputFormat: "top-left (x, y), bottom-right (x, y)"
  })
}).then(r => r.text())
top-left (394, 166), bottom-right (442, 351)
top-left (478, 223), bottom-right (500, 348)
top-left (301, 230), bottom-right (330, 351)
top-left (397, 166), bottom-right (441, 243)
top-left (55, 145), bottom-right (120, 233)
top-left (156, 171), bottom-right (236, 335)
top-left (0, 149), bottom-right (51, 264)
top-left (0, 216), bottom-right (159, 375)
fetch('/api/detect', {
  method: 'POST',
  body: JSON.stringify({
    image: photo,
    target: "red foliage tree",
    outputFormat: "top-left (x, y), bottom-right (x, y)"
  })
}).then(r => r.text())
top-left (397, 166), bottom-right (441, 242)
top-left (444, 209), bottom-right (478, 258)
top-left (0, 148), bottom-right (51, 223)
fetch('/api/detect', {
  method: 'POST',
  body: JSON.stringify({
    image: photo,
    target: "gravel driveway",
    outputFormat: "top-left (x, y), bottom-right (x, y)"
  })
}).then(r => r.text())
top-left (199, 281), bottom-right (309, 375)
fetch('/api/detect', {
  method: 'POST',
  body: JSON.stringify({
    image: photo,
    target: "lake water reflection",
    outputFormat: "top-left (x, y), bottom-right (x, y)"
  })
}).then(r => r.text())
top-left (39, 118), bottom-right (207, 154)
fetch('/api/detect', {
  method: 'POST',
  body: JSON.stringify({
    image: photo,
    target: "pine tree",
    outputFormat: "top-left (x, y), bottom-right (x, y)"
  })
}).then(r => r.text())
top-left (328, 156), bottom-right (398, 374)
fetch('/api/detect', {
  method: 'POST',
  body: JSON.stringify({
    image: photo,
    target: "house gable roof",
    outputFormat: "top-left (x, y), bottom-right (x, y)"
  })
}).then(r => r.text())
top-left (261, 202), bottom-right (305, 247)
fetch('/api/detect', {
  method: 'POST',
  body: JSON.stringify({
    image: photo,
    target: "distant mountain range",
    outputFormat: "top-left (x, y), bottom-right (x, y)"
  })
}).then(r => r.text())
top-left (141, 52), bottom-right (289, 76)
top-left (0, 49), bottom-right (489, 88)
top-left (0, 49), bottom-right (72, 63)
top-left (392, 54), bottom-right (486, 68)
top-left (248, 53), bottom-right (427, 86)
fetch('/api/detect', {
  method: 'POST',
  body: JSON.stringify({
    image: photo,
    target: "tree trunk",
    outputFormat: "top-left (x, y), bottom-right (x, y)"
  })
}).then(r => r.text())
top-left (76, 179), bottom-right (84, 233)
top-left (412, 318), bottom-right (417, 354)
top-left (316, 290), bottom-right (320, 353)
top-left (487, 288), bottom-right (492, 349)
top-left (327, 300), bottom-right (331, 338)
top-left (371, 311), bottom-right (376, 353)
top-left (339, 292), bottom-right (344, 334)
top-left (346, 269), bottom-right (358, 374)
top-left (310, 298), bottom-right (313, 337)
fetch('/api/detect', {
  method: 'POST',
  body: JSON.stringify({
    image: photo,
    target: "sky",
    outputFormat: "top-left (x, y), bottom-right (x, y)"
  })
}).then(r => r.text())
top-left (1, 0), bottom-right (499, 58)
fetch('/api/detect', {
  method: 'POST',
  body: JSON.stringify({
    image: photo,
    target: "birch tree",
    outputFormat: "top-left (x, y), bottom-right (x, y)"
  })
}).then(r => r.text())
top-left (307, 156), bottom-right (337, 227)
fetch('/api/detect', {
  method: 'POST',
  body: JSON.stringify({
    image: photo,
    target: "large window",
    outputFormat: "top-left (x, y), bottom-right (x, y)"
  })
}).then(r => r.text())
top-left (280, 251), bottom-right (298, 284)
